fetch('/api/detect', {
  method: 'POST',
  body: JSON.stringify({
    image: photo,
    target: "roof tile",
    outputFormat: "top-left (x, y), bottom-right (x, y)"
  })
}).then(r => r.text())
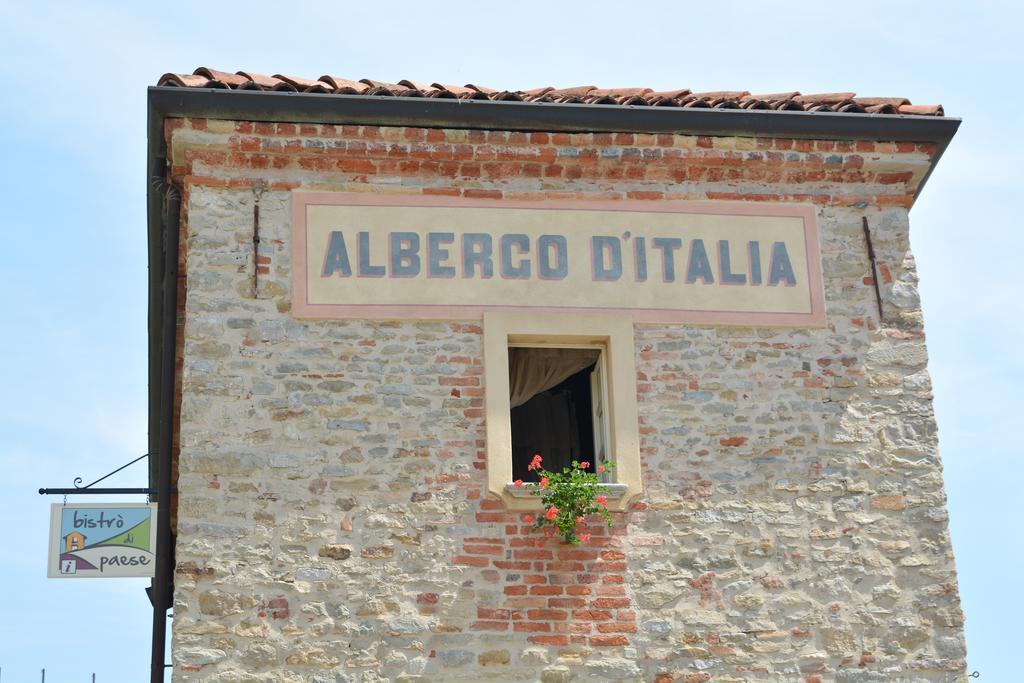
top-left (750, 91), bottom-right (801, 101)
top-left (273, 74), bottom-right (331, 91)
top-left (154, 69), bottom-right (945, 117)
top-left (193, 67), bottom-right (249, 88)
top-left (794, 92), bottom-right (857, 105)
top-left (359, 79), bottom-right (400, 89)
top-left (318, 76), bottom-right (370, 93)
top-left (854, 97), bottom-right (911, 107)
top-left (490, 91), bottom-right (524, 102)
top-left (691, 90), bottom-right (751, 101)
top-left (647, 89), bottom-right (690, 100)
top-left (398, 79), bottom-right (433, 92)
top-left (158, 73), bottom-right (210, 88)
top-left (236, 71), bottom-right (286, 90)
top-left (591, 87), bottom-right (652, 98)
top-left (900, 104), bottom-right (944, 116)
top-left (547, 85), bottom-right (598, 97)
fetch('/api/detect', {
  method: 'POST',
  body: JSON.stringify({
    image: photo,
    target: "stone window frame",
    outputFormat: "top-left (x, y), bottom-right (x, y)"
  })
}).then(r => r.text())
top-left (483, 312), bottom-right (641, 512)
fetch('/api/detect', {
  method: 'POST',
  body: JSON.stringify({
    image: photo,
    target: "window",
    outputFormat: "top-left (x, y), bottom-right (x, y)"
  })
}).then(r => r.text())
top-left (509, 345), bottom-right (604, 482)
top-left (483, 313), bottom-right (640, 511)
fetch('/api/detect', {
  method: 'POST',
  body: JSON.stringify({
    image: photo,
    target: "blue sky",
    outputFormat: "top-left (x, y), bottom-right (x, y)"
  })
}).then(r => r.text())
top-left (0, 1), bottom-right (1018, 680)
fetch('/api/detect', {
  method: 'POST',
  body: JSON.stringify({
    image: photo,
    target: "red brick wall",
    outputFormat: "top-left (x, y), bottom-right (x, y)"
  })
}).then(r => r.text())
top-left (167, 118), bottom-right (933, 209)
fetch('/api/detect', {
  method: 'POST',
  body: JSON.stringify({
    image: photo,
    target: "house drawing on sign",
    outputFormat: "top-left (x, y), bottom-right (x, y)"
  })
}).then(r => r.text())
top-left (64, 531), bottom-right (86, 553)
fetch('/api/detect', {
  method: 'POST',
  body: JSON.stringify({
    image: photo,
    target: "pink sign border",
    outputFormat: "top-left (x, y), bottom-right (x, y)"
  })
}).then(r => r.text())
top-left (291, 192), bottom-right (825, 328)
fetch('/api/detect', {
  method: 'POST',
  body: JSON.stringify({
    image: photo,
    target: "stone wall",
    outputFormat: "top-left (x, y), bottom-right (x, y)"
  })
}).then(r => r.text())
top-left (167, 119), bottom-right (965, 681)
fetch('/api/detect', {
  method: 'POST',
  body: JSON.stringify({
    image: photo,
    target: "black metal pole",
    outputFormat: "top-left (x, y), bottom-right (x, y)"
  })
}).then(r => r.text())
top-left (151, 183), bottom-right (180, 683)
top-left (862, 217), bottom-right (884, 322)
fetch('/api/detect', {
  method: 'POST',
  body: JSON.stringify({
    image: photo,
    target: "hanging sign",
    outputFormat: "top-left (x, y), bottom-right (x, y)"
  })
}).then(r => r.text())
top-left (291, 193), bottom-right (825, 327)
top-left (47, 503), bottom-right (157, 578)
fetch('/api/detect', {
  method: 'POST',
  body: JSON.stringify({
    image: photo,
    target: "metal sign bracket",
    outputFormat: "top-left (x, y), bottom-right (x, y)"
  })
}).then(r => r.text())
top-left (38, 453), bottom-right (158, 496)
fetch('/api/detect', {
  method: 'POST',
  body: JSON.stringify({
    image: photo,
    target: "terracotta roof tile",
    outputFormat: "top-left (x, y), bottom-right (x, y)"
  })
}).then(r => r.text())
top-left (490, 91), bottom-right (524, 102)
top-left (433, 83), bottom-right (468, 94)
top-left (750, 91), bottom-right (801, 101)
top-left (157, 73), bottom-right (212, 88)
top-left (424, 86), bottom-right (460, 99)
top-left (774, 99), bottom-right (806, 111)
top-left (154, 69), bottom-right (946, 117)
top-left (397, 79), bottom-right (432, 91)
top-left (548, 85), bottom-right (598, 98)
top-left (680, 96), bottom-right (712, 108)
top-left (644, 89), bottom-right (691, 107)
top-left (863, 103), bottom-right (898, 114)
top-left (648, 89), bottom-right (691, 100)
top-left (359, 79), bottom-right (400, 89)
top-left (318, 76), bottom-right (370, 94)
top-left (432, 83), bottom-right (489, 100)
top-left (794, 92), bottom-right (857, 105)
top-left (691, 90), bottom-right (751, 101)
top-left (900, 104), bottom-right (944, 116)
top-left (522, 86), bottom-right (554, 97)
top-left (854, 97), bottom-right (911, 107)
top-left (192, 68), bottom-right (249, 88)
top-left (270, 74), bottom-right (332, 93)
top-left (591, 87), bottom-right (652, 98)
top-left (235, 71), bottom-right (288, 90)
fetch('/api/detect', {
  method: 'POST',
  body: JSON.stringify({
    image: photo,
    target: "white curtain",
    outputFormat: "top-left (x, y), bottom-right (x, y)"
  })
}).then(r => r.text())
top-left (509, 347), bottom-right (600, 408)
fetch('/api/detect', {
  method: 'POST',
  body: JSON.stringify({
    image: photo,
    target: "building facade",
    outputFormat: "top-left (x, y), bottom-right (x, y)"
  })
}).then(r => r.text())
top-left (148, 71), bottom-right (965, 682)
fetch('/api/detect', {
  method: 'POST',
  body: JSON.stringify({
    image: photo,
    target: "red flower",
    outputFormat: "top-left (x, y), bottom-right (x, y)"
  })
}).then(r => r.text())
top-left (580, 461), bottom-right (591, 469)
top-left (540, 476), bottom-right (549, 488)
top-left (596, 494), bottom-right (608, 505)
top-left (576, 516), bottom-right (584, 523)
top-left (545, 506), bottom-right (559, 521)
top-left (522, 514), bottom-right (534, 524)
top-left (579, 533), bottom-right (591, 542)
top-left (528, 454), bottom-right (543, 471)
top-left (513, 479), bottom-right (523, 488)
top-left (598, 465), bottom-right (606, 473)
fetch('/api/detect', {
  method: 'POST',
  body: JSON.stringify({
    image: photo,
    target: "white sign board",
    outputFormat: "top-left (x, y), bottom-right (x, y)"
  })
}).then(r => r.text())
top-left (292, 193), bottom-right (825, 327)
top-left (47, 503), bottom-right (157, 578)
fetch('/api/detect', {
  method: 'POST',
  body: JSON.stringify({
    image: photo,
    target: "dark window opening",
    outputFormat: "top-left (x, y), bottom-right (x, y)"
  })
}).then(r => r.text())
top-left (510, 349), bottom-right (599, 482)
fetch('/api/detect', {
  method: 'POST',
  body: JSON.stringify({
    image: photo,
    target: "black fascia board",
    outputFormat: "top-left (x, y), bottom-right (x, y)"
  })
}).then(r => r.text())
top-left (144, 85), bottom-right (960, 487)
top-left (148, 85), bottom-right (960, 142)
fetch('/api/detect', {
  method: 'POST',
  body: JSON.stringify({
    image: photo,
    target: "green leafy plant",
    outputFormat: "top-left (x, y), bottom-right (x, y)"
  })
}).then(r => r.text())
top-left (513, 454), bottom-right (614, 544)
